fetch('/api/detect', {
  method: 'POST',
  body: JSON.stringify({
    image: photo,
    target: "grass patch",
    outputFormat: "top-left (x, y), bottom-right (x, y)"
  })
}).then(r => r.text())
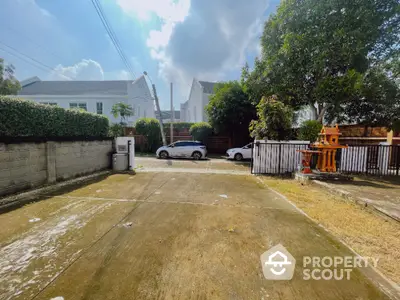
top-left (260, 177), bottom-right (400, 285)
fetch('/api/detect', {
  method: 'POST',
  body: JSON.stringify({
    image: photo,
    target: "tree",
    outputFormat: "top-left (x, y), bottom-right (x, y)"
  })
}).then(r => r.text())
top-left (328, 66), bottom-right (400, 129)
top-left (0, 58), bottom-right (20, 95)
top-left (249, 0), bottom-right (399, 122)
top-left (298, 120), bottom-right (323, 142)
top-left (249, 95), bottom-right (294, 140)
top-left (109, 123), bottom-right (124, 137)
top-left (206, 81), bottom-right (256, 144)
top-left (135, 118), bottom-right (161, 152)
top-left (111, 102), bottom-right (133, 125)
top-left (189, 122), bottom-right (213, 143)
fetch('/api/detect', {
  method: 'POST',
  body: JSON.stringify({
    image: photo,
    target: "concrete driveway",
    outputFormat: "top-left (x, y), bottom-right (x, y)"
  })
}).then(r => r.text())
top-left (0, 160), bottom-right (392, 299)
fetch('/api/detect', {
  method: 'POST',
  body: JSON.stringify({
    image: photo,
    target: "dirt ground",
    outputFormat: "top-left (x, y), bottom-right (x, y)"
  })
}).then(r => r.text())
top-left (0, 158), bottom-right (394, 300)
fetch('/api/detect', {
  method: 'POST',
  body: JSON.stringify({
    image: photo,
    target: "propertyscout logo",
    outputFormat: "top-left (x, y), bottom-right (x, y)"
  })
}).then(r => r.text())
top-left (260, 244), bottom-right (379, 281)
top-left (261, 244), bottom-right (296, 280)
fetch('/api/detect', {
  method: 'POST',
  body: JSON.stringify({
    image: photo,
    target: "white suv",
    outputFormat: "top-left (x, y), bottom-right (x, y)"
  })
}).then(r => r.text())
top-left (156, 141), bottom-right (207, 160)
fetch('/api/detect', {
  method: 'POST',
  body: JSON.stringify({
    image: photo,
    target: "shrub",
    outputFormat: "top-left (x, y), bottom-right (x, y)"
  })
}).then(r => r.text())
top-left (189, 122), bottom-right (212, 143)
top-left (135, 118), bottom-right (161, 152)
top-left (109, 123), bottom-right (124, 137)
top-left (298, 120), bottom-right (323, 142)
top-left (250, 95), bottom-right (293, 140)
top-left (0, 96), bottom-right (109, 137)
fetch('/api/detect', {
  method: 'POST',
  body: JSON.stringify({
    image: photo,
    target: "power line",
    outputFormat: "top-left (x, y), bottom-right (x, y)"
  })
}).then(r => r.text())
top-left (3, 25), bottom-right (68, 63)
top-left (90, 0), bottom-right (136, 79)
top-left (0, 41), bottom-right (73, 80)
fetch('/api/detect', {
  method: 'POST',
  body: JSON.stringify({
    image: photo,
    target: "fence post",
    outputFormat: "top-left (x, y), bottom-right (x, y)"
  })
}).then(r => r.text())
top-left (250, 142), bottom-right (254, 174)
top-left (396, 146), bottom-right (400, 176)
top-left (278, 143), bottom-right (282, 174)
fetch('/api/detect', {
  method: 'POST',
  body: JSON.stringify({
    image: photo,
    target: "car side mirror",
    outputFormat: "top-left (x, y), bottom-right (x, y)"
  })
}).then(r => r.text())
top-left (170, 145), bottom-right (174, 148)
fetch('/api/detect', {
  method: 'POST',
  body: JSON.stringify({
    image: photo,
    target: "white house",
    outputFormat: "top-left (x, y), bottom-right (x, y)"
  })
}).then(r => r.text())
top-left (180, 79), bottom-right (216, 122)
top-left (17, 76), bottom-right (155, 124)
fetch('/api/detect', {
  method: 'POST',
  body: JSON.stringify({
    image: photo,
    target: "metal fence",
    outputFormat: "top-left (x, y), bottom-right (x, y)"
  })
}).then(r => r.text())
top-left (338, 145), bottom-right (400, 176)
top-left (251, 142), bottom-right (400, 176)
top-left (251, 141), bottom-right (309, 175)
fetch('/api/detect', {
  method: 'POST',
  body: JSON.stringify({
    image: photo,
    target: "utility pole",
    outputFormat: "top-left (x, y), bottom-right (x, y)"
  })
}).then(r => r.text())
top-left (170, 82), bottom-right (174, 144)
top-left (151, 83), bottom-right (167, 146)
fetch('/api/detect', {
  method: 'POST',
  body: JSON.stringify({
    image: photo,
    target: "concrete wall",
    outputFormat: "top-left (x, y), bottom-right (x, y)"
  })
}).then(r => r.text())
top-left (0, 143), bottom-right (47, 197)
top-left (0, 140), bottom-right (112, 197)
top-left (55, 141), bottom-right (112, 180)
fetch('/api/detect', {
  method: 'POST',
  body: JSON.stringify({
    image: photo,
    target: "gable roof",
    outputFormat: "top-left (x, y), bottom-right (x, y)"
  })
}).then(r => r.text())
top-left (198, 80), bottom-right (216, 94)
top-left (19, 80), bottom-right (129, 96)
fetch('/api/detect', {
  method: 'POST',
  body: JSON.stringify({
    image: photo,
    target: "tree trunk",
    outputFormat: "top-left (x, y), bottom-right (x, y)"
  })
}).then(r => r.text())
top-left (317, 105), bottom-right (328, 123)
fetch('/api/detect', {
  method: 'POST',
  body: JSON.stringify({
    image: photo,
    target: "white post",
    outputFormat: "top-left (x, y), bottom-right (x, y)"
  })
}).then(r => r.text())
top-left (170, 82), bottom-right (174, 144)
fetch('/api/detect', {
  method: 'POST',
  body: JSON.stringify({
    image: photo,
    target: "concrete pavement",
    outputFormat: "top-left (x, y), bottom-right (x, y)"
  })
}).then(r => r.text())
top-left (0, 159), bottom-right (393, 299)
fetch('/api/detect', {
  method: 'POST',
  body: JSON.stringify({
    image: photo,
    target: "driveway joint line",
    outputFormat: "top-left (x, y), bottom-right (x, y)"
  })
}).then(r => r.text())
top-left (30, 173), bottom-right (173, 300)
top-left (49, 195), bottom-right (296, 211)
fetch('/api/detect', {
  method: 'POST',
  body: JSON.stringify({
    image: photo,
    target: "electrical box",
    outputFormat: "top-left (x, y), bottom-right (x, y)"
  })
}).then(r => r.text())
top-left (114, 137), bottom-right (135, 170)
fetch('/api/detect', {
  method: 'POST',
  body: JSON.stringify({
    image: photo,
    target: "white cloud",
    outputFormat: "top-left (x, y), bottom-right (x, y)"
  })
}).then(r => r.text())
top-left (117, 0), bottom-right (269, 102)
top-left (146, 0), bottom-right (269, 101)
top-left (50, 59), bottom-right (104, 80)
top-left (115, 0), bottom-right (190, 22)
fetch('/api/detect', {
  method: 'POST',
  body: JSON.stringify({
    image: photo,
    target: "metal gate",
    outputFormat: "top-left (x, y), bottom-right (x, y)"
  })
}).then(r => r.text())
top-left (251, 141), bottom-right (309, 175)
top-left (339, 145), bottom-right (400, 176)
top-left (252, 142), bottom-right (400, 176)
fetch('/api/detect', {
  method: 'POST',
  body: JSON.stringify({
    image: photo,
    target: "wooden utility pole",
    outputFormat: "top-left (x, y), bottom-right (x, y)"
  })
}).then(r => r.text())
top-left (170, 82), bottom-right (174, 144)
top-left (151, 84), bottom-right (167, 146)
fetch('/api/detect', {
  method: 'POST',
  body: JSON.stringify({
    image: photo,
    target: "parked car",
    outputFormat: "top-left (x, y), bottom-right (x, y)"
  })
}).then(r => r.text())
top-left (156, 141), bottom-right (207, 160)
top-left (226, 143), bottom-right (252, 161)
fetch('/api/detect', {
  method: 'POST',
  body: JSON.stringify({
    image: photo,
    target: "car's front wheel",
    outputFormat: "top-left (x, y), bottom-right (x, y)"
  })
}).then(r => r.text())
top-left (192, 151), bottom-right (202, 160)
top-left (234, 153), bottom-right (243, 161)
top-left (159, 151), bottom-right (169, 159)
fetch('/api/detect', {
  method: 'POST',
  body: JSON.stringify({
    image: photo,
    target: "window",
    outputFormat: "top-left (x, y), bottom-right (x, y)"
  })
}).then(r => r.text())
top-left (137, 106), bottom-right (140, 117)
top-left (96, 102), bottom-right (103, 114)
top-left (143, 109), bottom-right (147, 118)
top-left (40, 102), bottom-right (57, 106)
top-left (69, 102), bottom-right (87, 111)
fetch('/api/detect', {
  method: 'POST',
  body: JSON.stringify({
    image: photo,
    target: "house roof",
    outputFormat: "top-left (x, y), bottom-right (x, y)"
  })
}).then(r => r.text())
top-left (19, 80), bottom-right (130, 96)
top-left (198, 80), bottom-right (216, 94)
top-left (155, 110), bottom-right (180, 120)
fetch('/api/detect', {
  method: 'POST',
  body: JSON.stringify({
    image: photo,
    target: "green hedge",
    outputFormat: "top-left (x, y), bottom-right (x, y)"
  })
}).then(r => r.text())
top-left (164, 122), bottom-right (194, 130)
top-left (189, 122), bottom-right (212, 143)
top-left (0, 96), bottom-right (109, 137)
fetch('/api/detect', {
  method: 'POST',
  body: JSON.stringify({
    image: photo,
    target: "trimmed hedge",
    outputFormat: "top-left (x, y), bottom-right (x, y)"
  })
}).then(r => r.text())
top-left (0, 96), bottom-right (109, 137)
top-left (189, 122), bottom-right (212, 143)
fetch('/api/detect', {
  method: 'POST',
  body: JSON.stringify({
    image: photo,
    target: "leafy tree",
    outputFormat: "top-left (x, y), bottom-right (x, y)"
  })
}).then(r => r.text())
top-left (249, 0), bottom-right (399, 122)
top-left (0, 58), bottom-right (20, 95)
top-left (206, 81), bottom-right (256, 144)
top-left (109, 123), bottom-right (124, 137)
top-left (135, 118), bottom-right (161, 152)
top-left (189, 122), bottom-right (212, 143)
top-left (249, 95), bottom-right (294, 140)
top-left (298, 120), bottom-right (323, 142)
top-left (111, 102), bottom-right (133, 125)
top-left (328, 66), bottom-right (400, 129)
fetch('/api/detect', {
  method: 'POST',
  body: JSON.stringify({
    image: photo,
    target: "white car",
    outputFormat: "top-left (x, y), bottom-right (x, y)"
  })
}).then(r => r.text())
top-left (156, 141), bottom-right (207, 160)
top-left (226, 143), bottom-right (252, 161)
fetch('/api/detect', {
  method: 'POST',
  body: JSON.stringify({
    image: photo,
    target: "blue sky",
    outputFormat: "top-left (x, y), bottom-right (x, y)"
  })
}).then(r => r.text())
top-left (0, 0), bottom-right (279, 109)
